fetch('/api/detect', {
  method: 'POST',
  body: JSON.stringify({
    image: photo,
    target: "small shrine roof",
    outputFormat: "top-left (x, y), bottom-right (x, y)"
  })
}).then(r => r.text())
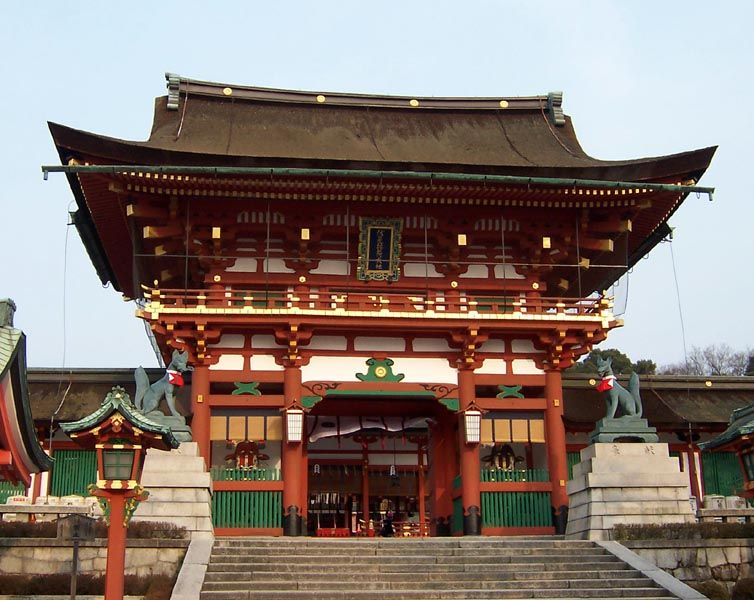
top-left (0, 306), bottom-right (53, 484)
top-left (61, 386), bottom-right (179, 450)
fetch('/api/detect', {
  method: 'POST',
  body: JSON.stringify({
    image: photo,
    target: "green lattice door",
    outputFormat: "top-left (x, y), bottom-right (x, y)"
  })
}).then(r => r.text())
top-left (50, 449), bottom-right (97, 496)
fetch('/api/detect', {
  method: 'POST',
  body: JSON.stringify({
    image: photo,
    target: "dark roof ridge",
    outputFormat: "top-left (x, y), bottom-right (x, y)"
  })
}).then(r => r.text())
top-left (165, 72), bottom-right (562, 114)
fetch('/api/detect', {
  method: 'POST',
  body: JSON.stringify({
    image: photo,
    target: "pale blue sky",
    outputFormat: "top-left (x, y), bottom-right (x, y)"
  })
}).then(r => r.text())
top-left (1, 1), bottom-right (751, 368)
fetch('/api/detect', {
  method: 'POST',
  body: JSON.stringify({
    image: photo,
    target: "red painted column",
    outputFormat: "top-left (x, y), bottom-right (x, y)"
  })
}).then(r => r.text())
top-left (544, 368), bottom-right (569, 534)
top-left (191, 365), bottom-right (211, 468)
top-left (417, 444), bottom-right (427, 536)
top-left (103, 493), bottom-right (127, 600)
top-left (361, 444), bottom-right (370, 533)
top-left (429, 415), bottom-right (455, 536)
top-left (458, 367), bottom-right (481, 535)
top-left (282, 364), bottom-right (304, 536)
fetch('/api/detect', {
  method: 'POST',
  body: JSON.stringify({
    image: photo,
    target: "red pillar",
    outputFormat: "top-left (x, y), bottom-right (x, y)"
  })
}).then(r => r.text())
top-left (361, 443), bottom-right (370, 533)
top-left (191, 365), bottom-right (211, 468)
top-left (429, 415), bottom-right (455, 536)
top-left (103, 493), bottom-right (127, 600)
top-left (282, 365), bottom-right (304, 536)
top-left (458, 367), bottom-right (481, 535)
top-left (544, 368), bottom-right (569, 534)
top-left (417, 443), bottom-right (427, 536)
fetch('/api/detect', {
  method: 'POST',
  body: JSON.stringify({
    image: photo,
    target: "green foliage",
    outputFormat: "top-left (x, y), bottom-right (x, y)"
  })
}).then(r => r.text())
top-left (691, 580), bottom-right (730, 600)
top-left (612, 521), bottom-right (754, 540)
top-left (568, 348), bottom-right (642, 375)
top-left (732, 578), bottom-right (754, 600)
top-left (632, 359), bottom-right (657, 375)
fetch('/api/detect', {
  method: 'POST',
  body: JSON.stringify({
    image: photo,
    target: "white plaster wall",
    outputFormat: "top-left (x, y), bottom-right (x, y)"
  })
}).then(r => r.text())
top-left (307, 336), bottom-right (348, 351)
top-left (511, 359), bottom-right (543, 374)
top-left (391, 357), bottom-right (457, 384)
top-left (494, 264), bottom-right (525, 279)
top-left (511, 339), bottom-right (537, 353)
top-left (209, 334), bottom-right (245, 349)
top-left (263, 258), bottom-right (295, 273)
top-left (403, 263), bottom-right (442, 277)
top-left (249, 354), bottom-right (283, 371)
top-left (354, 337), bottom-right (406, 352)
top-left (475, 358), bottom-right (507, 375)
top-left (459, 265), bottom-right (489, 278)
top-left (226, 258), bottom-right (257, 272)
top-left (302, 356), bottom-right (372, 382)
top-left (251, 335), bottom-right (285, 349)
top-left (478, 339), bottom-right (506, 353)
top-left (209, 354), bottom-right (245, 371)
top-left (310, 260), bottom-right (350, 275)
top-left (412, 338), bottom-right (452, 352)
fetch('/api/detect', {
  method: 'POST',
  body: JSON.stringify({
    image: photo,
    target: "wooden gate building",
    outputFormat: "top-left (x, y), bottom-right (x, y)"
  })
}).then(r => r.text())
top-left (48, 74), bottom-right (715, 536)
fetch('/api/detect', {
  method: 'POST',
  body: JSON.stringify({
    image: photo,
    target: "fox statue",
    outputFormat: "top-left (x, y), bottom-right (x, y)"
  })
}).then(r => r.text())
top-left (134, 349), bottom-right (193, 416)
top-left (595, 356), bottom-right (643, 419)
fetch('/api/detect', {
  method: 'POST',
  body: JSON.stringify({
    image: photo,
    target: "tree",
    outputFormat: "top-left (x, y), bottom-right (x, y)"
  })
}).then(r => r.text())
top-left (659, 344), bottom-right (752, 376)
top-left (568, 348), bottom-right (653, 375)
top-left (746, 354), bottom-right (754, 377)
top-left (632, 359), bottom-right (657, 375)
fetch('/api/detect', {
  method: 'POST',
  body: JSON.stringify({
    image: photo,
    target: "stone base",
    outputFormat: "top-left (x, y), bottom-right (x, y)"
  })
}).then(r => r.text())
top-left (565, 442), bottom-right (694, 541)
top-left (144, 411), bottom-right (193, 443)
top-left (135, 442), bottom-right (213, 540)
top-left (589, 417), bottom-right (659, 444)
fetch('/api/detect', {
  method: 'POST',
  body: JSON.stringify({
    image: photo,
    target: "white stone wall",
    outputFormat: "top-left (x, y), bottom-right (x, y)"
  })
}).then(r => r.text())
top-left (0, 539), bottom-right (187, 577)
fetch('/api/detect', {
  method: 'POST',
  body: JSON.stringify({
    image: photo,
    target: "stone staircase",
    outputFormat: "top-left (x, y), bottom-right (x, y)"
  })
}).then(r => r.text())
top-left (200, 537), bottom-right (680, 599)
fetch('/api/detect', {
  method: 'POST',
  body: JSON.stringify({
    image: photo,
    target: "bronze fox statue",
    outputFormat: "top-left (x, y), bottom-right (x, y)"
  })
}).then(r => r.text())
top-left (596, 356), bottom-right (642, 419)
top-left (134, 349), bottom-right (192, 416)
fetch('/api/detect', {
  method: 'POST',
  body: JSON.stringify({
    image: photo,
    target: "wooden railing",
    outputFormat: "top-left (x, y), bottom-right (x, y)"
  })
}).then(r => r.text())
top-left (50, 450), bottom-right (97, 497)
top-left (144, 287), bottom-right (610, 320)
top-left (211, 490), bottom-right (282, 529)
top-left (211, 467), bottom-right (281, 481)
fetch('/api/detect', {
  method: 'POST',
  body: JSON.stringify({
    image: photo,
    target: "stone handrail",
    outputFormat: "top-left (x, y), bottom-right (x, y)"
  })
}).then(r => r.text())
top-left (697, 508), bottom-right (754, 523)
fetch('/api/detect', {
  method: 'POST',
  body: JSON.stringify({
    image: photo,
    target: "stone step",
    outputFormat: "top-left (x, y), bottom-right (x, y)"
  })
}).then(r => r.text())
top-left (205, 560), bottom-right (631, 574)
top-left (211, 539), bottom-right (582, 549)
top-left (200, 589), bottom-right (673, 599)
top-left (207, 553), bottom-right (621, 565)
top-left (203, 576), bottom-right (658, 592)
top-left (210, 545), bottom-right (607, 556)
top-left (203, 568), bottom-right (643, 583)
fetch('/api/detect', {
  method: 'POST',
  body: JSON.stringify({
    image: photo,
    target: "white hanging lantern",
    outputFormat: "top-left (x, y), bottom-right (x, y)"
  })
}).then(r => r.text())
top-left (464, 409), bottom-right (482, 445)
top-left (286, 408), bottom-right (304, 443)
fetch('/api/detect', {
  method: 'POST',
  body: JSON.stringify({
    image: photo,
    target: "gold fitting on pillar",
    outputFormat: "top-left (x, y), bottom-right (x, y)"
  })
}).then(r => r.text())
top-left (197, 394), bottom-right (204, 404)
top-left (553, 399), bottom-right (560, 407)
top-left (559, 479), bottom-right (566, 487)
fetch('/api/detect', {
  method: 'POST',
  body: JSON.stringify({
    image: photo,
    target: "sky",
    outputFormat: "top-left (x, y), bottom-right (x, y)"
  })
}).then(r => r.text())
top-left (1, 1), bottom-right (751, 369)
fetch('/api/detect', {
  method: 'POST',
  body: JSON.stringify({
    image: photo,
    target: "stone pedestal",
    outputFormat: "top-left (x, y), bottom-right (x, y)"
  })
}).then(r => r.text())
top-left (589, 417), bottom-right (659, 444)
top-left (135, 442), bottom-right (213, 540)
top-left (565, 443), bottom-right (694, 541)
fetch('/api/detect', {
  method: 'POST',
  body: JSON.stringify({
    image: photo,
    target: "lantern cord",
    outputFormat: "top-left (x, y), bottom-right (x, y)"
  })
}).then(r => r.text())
top-left (668, 238), bottom-right (689, 371)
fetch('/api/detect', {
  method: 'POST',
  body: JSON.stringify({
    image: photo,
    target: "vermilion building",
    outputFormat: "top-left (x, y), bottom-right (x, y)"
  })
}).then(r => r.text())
top-left (47, 74), bottom-right (715, 536)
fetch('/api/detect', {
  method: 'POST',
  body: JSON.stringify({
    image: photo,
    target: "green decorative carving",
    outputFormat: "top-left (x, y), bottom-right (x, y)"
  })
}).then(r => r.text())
top-left (356, 358), bottom-right (404, 383)
top-left (301, 395), bottom-right (322, 409)
top-left (440, 398), bottom-right (460, 412)
top-left (88, 484), bottom-right (111, 525)
top-left (124, 486), bottom-right (149, 526)
top-left (497, 385), bottom-right (524, 399)
top-left (232, 382), bottom-right (261, 396)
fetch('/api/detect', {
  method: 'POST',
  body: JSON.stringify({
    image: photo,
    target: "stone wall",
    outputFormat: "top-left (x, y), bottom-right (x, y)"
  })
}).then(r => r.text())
top-left (623, 539), bottom-right (754, 585)
top-left (0, 539), bottom-right (188, 578)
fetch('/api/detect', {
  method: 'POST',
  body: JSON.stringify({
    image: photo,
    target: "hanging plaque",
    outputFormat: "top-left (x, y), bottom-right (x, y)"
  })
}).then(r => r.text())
top-left (357, 217), bottom-right (402, 281)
